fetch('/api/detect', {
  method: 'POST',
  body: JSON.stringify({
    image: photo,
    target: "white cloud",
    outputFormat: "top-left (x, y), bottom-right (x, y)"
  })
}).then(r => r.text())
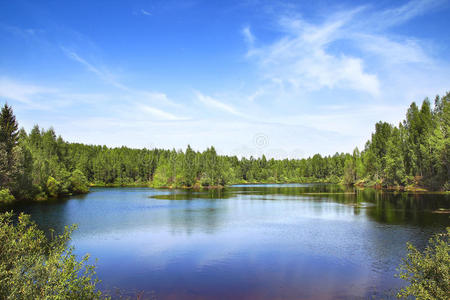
top-left (244, 0), bottom-right (450, 100)
top-left (61, 48), bottom-right (186, 120)
top-left (2, 0), bottom-right (449, 157)
top-left (139, 91), bottom-right (184, 109)
top-left (61, 47), bottom-right (129, 90)
top-left (247, 12), bottom-right (380, 96)
top-left (141, 9), bottom-right (152, 16)
top-left (247, 88), bottom-right (265, 102)
top-left (0, 78), bottom-right (56, 105)
top-left (0, 76), bottom-right (187, 122)
top-left (195, 91), bottom-right (244, 117)
top-left (231, 0), bottom-right (450, 155)
top-left (0, 78), bottom-right (69, 112)
top-left (375, 0), bottom-right (444, 29)
top-left (355, 34), bottom-right (430, 65)
top-left (1, 25), bottom-right (45, 40)
top-left (242, 26), bottom-right (255, 45)
top-left (139, 105), bottom-right (187, 121)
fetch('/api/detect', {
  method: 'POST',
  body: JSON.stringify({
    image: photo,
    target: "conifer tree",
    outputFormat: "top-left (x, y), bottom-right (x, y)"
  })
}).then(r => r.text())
top-left (0, 104), bottom-right (20, 190)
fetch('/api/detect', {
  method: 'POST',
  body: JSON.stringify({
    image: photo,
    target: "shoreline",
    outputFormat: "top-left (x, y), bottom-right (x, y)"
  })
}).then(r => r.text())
top-left (3, 182), bottom-right (447, 205)
top-left (89, 181), bottom-right (448, 193)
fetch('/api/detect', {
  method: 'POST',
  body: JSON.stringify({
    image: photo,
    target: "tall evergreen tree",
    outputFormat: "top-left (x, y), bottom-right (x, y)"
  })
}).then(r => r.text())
top-left (184, 145), bottom-right (196, 186)
top-left (0, 104), bottom-right (19, 153)
top-left (0, 104), bottom-right (20, 190)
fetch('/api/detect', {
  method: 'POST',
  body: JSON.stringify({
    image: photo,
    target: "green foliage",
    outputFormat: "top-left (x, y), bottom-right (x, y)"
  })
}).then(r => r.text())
top-left (0, 104), bottom-right (20, 191)
top-left (397, 228), bottom-right (449, 299)
top-left (46, 176), bottom-right (59, 198)
top-left (0, 107), bottom-right (93, 200)
top-left (0, 189), bottom-right (14, 204)
top-left (1, 92), bottom-right (448, 198)
top-left (361, 93), bottom-right (449, 190)
top-left (0, 104), bottom-right (19, 154)
top-left (342, 156), bottom-right (356, 185)
top-left (0, 211), bottom-right (104, 299)
top-left (183, 145), bottom-right (197, 187)
top-left (152, 157), bottom-right (170, 187)
top-left (383, 127), bottom-right (406, 186)
top-left (70, 169), bottom-right (89, 194)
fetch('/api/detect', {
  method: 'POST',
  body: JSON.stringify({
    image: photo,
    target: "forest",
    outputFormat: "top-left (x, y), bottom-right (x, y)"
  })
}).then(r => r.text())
top-left (0, 92), bottom-right (449, 202)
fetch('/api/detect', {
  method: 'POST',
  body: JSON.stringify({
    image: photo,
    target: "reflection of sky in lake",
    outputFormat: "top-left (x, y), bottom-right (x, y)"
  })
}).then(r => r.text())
top-left (4, 185), bottom-right (449, 299)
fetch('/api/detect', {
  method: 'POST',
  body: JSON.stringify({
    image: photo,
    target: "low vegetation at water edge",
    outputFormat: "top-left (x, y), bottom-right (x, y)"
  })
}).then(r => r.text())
top-left (0, 211), bottom-right (104, 299)
top-left (397, 228), bottom-right (449, 299)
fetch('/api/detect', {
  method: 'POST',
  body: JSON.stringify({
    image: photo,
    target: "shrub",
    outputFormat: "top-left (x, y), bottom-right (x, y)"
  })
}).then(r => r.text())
top-left (397, 228), bottom-right (449, 299)
top-left (70, 169), bottom-right (89, 194)
top-left (0, 189), bottom-right (15, 204)
top-left (443, 181), bottom-right (450, 192)
top-left (0, 212), bottom-right (105, 299)
top-left (46, 176), bottom-right (60, 198)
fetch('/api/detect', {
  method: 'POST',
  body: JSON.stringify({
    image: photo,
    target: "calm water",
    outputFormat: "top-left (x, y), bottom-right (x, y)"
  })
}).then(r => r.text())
top-left (3, 184), bottom-right (450, 299)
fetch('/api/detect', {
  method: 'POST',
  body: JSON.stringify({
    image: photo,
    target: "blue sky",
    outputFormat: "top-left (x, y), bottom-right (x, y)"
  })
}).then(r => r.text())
top-left (1, 0), bottom-right (450, 158)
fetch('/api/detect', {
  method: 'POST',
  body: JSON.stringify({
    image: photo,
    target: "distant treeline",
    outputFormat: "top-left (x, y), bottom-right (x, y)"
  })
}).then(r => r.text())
top-left (0, 92), bottom-right (449, 202)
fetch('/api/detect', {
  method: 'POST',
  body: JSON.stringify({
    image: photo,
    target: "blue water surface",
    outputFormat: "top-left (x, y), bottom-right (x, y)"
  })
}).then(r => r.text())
top-left (5, 184), bottom-right (449, 299)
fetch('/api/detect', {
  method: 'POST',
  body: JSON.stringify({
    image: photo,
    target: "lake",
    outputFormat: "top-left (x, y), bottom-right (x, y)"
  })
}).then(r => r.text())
top-left (4, 184), bottom-right (450, 299)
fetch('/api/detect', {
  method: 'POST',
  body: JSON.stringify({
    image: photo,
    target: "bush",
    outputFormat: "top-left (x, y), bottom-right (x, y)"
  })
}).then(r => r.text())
top-left (443, 181), bottom-right (450, 192)
top-left (0, 212), bottom-right (105, 299)
top-left (397, 228), bottom-right (449, 299)
top-left (33, 186), bottom-right (48, 201)
top-left (0, 189), bottom-right (15, 204)
top-left (57, 169), bottom-right (72, 195)
top-left (46, 176), bottom-right (60, 198)
top-left (70, 169), bottom-right (89, 194)
top-left (152, 164), bottom-right (170, 188)
top-left (200, 175), bottom-right (210, 187)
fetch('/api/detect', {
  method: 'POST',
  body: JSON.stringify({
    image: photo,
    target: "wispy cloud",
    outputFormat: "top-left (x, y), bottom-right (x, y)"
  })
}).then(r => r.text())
top-left (244, 0), bottom-right (448, 99)
top-left (61, 48), bottom-right (186, 121)
top-left (139, 91), bottom-right (184, 109)
top-left (2, 0), bottom-right (449, 157)
top-left (195, 91), bottom-right (244, 117)
top-left (0, 78), bottom-right (55, 105)
top-left (0, 78), bottom-right (64, 111)
top-left (1, 24), bottom-right (45, 39)
top-left (374, 0), bottom-right (444, 29)
top-left (242, 26), bottom-right (254, 45)
top-left (247, 88), bottom-right (265, 102)
top-left (247, 9), bottom-right (380, 96)
top-left (355, 34), bottom-right (430, 65)
top-left (61, 47), bottom-right (129, 90)
top-left (140, 9), bottom-right (152, 16)
top-left (229, 0), bottom-right (450, 155)
top-left (139, 105), bottom-right (187, 121)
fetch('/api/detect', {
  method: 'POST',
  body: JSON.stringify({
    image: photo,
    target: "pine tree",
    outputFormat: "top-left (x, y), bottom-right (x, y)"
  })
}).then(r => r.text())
top-left (0, 104), bottom-right (19, 153)
top-left (184, 145), bottom-right (196, 186)
top-left (0, 104), bottom-right (20, 190)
